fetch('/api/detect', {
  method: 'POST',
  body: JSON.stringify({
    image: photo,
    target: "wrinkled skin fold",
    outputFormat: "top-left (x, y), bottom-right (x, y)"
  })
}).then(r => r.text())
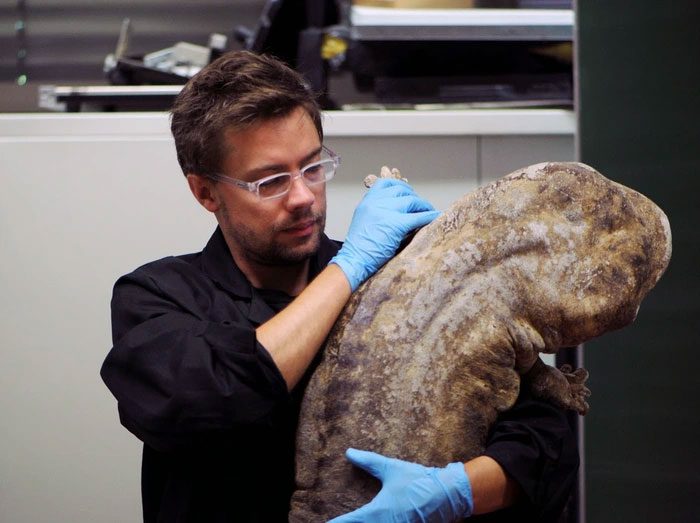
top-left (290, 162), bottom-right (672, 521)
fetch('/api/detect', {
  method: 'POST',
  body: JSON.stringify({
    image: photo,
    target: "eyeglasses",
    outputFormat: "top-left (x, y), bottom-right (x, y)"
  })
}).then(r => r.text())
top-left (207, 145), bottom-right (340, 201)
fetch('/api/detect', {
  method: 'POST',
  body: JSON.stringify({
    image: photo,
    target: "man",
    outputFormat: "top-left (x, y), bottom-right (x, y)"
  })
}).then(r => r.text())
top-left (101, 51), bottom-right (578, 522)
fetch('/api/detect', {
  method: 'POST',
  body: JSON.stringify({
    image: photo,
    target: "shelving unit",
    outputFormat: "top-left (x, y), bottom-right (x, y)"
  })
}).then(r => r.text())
top-left (349, 7), bottom-right (574, 40)
top-left (332, 7), bottom-right (575, 106)
top-left (37, 8), bottom-right (575, 111)
top-left (38, 85), bottom-right (183, 112)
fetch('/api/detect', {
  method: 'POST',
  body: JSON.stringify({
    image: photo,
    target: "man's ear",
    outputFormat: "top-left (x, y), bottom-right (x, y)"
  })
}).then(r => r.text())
top-left (187, 174), bottom-right (220, 213)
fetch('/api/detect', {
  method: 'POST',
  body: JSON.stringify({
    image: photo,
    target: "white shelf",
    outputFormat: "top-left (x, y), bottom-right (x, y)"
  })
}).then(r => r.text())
top-left (0, 109), bottom-right (575, 142)
top-left (351, 7), bottom-right (574, 26)
top-left (350, 7), bottom-right (574, 40)
top-left (324, 109), bottom-right (574, 135)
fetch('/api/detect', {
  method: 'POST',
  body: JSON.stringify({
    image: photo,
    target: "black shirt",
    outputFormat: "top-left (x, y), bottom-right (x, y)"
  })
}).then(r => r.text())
top-left (101, 227), bottom-right (578, 522)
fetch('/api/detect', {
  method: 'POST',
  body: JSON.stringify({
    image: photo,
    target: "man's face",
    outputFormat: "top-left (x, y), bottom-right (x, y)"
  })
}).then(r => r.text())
top-left (214, 107), bottom-right (327, 267)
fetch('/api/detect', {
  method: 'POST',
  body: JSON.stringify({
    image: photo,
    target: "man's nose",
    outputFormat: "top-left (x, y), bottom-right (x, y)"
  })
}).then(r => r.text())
top-left (285, 175), bottom-right (315, 209)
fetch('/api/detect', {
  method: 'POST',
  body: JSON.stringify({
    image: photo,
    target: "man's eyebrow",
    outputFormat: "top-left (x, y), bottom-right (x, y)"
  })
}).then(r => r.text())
top-left (301, 146), bottom-right (324, 165)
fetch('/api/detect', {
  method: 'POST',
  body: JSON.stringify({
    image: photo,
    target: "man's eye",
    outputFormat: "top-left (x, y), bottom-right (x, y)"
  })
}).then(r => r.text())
top-left (259, 175), bottom-right (289, 189)
top-left (304, 164), bottom-right (324, 180)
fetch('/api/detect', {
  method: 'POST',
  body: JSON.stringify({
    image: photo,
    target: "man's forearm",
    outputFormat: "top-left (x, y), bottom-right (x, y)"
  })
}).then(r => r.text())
top-left (465, 456), bottom-right (521, 515)
top-left (256, 264), bottom-right (352, 390)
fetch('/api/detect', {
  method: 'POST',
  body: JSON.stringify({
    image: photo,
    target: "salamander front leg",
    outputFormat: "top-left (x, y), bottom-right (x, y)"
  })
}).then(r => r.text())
top-left (525, 358), bottom-right (591, 415)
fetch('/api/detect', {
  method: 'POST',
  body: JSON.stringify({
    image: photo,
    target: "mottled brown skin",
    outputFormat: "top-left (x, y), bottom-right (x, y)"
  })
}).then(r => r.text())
top-left (289, 162), bottom-right (672, 521)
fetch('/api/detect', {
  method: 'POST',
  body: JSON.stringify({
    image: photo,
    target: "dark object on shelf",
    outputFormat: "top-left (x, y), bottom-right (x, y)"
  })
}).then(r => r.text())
top-left (234, 0), bottom-right (340, 108)
top-left (104, 57), bottom-right (188, 86)
top-left (103, 18), bottom-right (228, 86)
top-left (234, 0), bottom-right (574, 108)
top-left (337, 4), bottom-right (575, 107)
top-left (41, 19), bottom-right (229, 112)
top-left (346, 39), bottom-right (573, 106)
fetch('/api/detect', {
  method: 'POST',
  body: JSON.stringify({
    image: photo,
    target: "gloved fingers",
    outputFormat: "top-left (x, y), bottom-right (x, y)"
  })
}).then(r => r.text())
top-left (332, 457), bottom-right (474, 522)
top-left (381, 194), bottom-right (437, 215)
top-left (398, 209), bottom-right (441, 231)
top-left (326, 502), bottom-right (374, 523)
top-left (404, 195), bottom-right (438, 214)
top-left (364, 180), bottom-right (421, 201)
top-left (344, 448), bottom-right (389, 480)
top-left (366, 177), bottom-right (413, 193)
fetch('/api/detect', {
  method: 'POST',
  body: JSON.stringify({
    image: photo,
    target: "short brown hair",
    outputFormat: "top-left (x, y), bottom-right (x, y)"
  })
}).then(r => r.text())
top-left (170, 50), bottom-right (323, 176)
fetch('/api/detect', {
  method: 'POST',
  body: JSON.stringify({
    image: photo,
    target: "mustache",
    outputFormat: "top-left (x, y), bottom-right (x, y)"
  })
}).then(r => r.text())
top-left (276, 211), bottom-right (325, 231)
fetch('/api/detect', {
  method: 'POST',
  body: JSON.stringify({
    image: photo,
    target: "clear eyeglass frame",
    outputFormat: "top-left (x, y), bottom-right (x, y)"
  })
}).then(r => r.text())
top-left (207, 145), bottom-right (340, 201)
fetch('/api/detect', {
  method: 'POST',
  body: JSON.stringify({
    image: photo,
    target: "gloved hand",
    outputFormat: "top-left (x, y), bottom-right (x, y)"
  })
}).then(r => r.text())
top-left (330, 179), bottom-right (440, 291)
top-left (328, 448), bottom-right (473, 523)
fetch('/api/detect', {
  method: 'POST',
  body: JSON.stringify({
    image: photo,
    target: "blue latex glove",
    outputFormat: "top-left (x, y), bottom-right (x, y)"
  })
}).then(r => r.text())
top-left (330, 179), bottom-right (440, 291)
top-left (329, 448), bottom-right (474, 523)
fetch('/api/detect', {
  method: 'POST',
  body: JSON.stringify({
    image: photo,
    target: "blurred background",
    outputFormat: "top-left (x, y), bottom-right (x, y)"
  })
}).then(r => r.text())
top-left (1, 0), bottom-right (575, 112)
top-left (0, 0), bottom-right (267, 111)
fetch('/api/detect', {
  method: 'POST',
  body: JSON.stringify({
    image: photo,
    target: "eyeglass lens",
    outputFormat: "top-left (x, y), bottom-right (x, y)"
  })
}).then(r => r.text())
top-left (258, 159), bottom-right (336, 199)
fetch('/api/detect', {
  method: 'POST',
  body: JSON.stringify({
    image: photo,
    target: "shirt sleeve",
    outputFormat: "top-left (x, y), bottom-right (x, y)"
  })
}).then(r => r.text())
top-left (100, 265), bottom-right (290, 452)
top-left (478, 386), bottom-right (580, 522)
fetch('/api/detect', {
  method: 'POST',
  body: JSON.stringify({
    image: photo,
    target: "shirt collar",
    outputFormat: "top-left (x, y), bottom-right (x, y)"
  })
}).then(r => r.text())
top-left (201, 226), bottom-right (253, 299)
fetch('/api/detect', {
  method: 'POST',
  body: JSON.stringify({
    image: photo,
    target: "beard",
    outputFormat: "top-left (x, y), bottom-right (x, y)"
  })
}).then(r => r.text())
top-left (219, 202), bottom-right (326, 267)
